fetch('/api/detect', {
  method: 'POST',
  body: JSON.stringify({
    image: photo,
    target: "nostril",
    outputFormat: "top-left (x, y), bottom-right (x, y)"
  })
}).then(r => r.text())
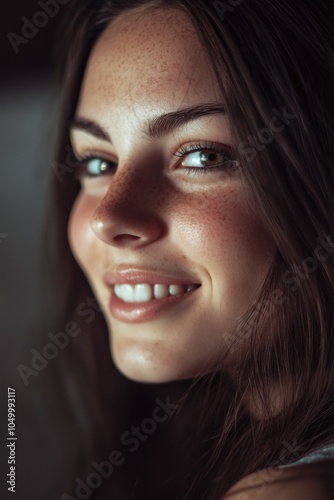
top-left (113, 234), bottom-right (141, 245)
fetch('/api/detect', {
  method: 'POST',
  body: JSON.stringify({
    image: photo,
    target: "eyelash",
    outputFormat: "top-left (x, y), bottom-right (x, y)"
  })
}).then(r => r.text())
top-left (73, 141), bottom-right (238, 179)
top-left (174, 141), bottom-right (238, 176)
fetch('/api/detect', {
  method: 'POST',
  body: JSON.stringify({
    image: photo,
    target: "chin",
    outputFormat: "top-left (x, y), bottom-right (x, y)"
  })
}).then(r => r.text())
top-left (111, 345), bottom-right (203, 384)
top-left (112, 359), bottom-right (175, 384)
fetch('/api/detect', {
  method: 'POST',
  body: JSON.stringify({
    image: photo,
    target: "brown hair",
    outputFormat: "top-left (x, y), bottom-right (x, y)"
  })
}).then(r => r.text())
top-left (47, 0), bottom-right (334, 498)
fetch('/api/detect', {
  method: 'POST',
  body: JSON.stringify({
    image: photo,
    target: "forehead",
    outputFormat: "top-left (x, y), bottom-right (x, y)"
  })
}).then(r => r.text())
top-left (76, 7), bottom-right (222, 117)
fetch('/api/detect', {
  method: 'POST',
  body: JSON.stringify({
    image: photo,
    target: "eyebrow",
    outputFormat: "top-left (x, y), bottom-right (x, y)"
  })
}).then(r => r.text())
top-left (70, 103), bottom-right (226, 143)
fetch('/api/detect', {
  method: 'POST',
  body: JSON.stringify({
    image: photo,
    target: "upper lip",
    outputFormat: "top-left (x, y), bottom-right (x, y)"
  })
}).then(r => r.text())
top-left (103, 267), bottom-right (201, 286)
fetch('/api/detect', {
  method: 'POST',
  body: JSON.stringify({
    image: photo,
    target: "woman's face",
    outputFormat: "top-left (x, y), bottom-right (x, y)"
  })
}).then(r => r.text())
top-left (68, 7), bottom-right (275, 382)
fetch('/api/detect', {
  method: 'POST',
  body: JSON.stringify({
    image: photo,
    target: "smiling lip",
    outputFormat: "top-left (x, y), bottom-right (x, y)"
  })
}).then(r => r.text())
top-left (103, 268), bottom-right (201, 323)
top-left (103, 268), bottom-right (201, 286)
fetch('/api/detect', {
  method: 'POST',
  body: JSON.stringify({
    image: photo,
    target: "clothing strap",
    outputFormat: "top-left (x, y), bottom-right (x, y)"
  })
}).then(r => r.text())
top-left (279, 444), bottom-right (334, 469)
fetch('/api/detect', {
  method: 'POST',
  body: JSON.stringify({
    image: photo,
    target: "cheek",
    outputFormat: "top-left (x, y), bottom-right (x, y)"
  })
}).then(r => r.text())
top-left (172, 186), bottom-right (275, 292)
top-left (68, 193), bottom-right (99, 273)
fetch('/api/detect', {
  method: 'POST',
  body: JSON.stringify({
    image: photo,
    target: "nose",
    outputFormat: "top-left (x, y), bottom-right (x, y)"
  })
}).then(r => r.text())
top-left (90, 166), bottom-right (165, 248)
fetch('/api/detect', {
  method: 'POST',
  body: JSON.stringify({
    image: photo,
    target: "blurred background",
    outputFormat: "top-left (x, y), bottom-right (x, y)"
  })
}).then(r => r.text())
top-left (0, 2), bottom-right (72, 498)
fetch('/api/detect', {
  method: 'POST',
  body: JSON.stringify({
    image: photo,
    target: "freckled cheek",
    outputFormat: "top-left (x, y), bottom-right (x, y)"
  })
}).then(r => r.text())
top-left (171, 191), bottom-right (274, 284)
top-left (68, 193), bottom-right (100, 272)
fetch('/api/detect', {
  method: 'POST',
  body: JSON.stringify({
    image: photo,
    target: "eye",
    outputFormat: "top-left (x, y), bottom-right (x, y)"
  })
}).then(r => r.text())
top-left (74, 156), bottom-right (116, 179)
top-left (182, 149), bottom-right (228, 168)
top-left (175, 142), bottom-right (239, 175)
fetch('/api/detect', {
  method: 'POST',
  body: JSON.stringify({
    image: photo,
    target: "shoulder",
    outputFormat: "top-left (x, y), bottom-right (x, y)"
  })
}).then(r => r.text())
top-left (223, 461), bottom-right (334, 500)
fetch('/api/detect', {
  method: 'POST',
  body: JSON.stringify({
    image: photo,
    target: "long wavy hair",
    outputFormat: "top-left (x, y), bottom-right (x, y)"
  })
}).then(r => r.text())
top-left (47, 0), bottom-right (334, 498)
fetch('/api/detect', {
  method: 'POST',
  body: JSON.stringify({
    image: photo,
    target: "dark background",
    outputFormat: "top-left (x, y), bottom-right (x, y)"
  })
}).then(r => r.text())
top-left (1, 2), bottom-right (74, 499)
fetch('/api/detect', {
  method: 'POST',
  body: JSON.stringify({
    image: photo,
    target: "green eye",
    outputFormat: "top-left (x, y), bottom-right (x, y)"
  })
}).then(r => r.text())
top-left (86, 158), bottom-right (111, 175)
top-left (175, 142), bottom-right (239, 175)
top-left (75, 157), bottom-right (115, 179)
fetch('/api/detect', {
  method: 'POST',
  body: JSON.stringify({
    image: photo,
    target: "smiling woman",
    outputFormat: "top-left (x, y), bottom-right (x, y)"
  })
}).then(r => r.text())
top-left (48, 0), bottom-right (334, 499)
top-left (67, 9), bottom-right (274, 383)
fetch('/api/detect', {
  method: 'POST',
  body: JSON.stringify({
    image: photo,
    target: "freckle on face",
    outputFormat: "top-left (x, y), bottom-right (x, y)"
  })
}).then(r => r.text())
top-left (68, 7), bottom-right (276, 383)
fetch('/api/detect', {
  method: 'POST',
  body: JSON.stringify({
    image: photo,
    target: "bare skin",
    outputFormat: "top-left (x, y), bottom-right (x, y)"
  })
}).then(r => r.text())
top-left (223, 461), bottom-right (334, 500)
top-left (68, 6), bottom-right (275, 384)
top-left (67, 6), bottom-right (334, 498)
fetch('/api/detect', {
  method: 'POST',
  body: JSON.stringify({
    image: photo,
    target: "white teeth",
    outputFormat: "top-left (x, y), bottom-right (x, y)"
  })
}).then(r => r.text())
top-left (134, 284), bottom-right (152, 303)
top-left (169, 285), bottom-right (185, 296)
top-left (114, 284), bottom-right (153, 303)
top-left (154, 284), bottom-right (170, 299)
top-left (113, 283), bottom-right (198, 303)
top-left (120, 284), bottom-right (135, 303)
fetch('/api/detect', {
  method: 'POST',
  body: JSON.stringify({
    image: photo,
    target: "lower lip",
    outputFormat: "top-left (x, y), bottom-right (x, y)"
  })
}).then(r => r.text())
top-left (108, 287), bottom-right (200, 323)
